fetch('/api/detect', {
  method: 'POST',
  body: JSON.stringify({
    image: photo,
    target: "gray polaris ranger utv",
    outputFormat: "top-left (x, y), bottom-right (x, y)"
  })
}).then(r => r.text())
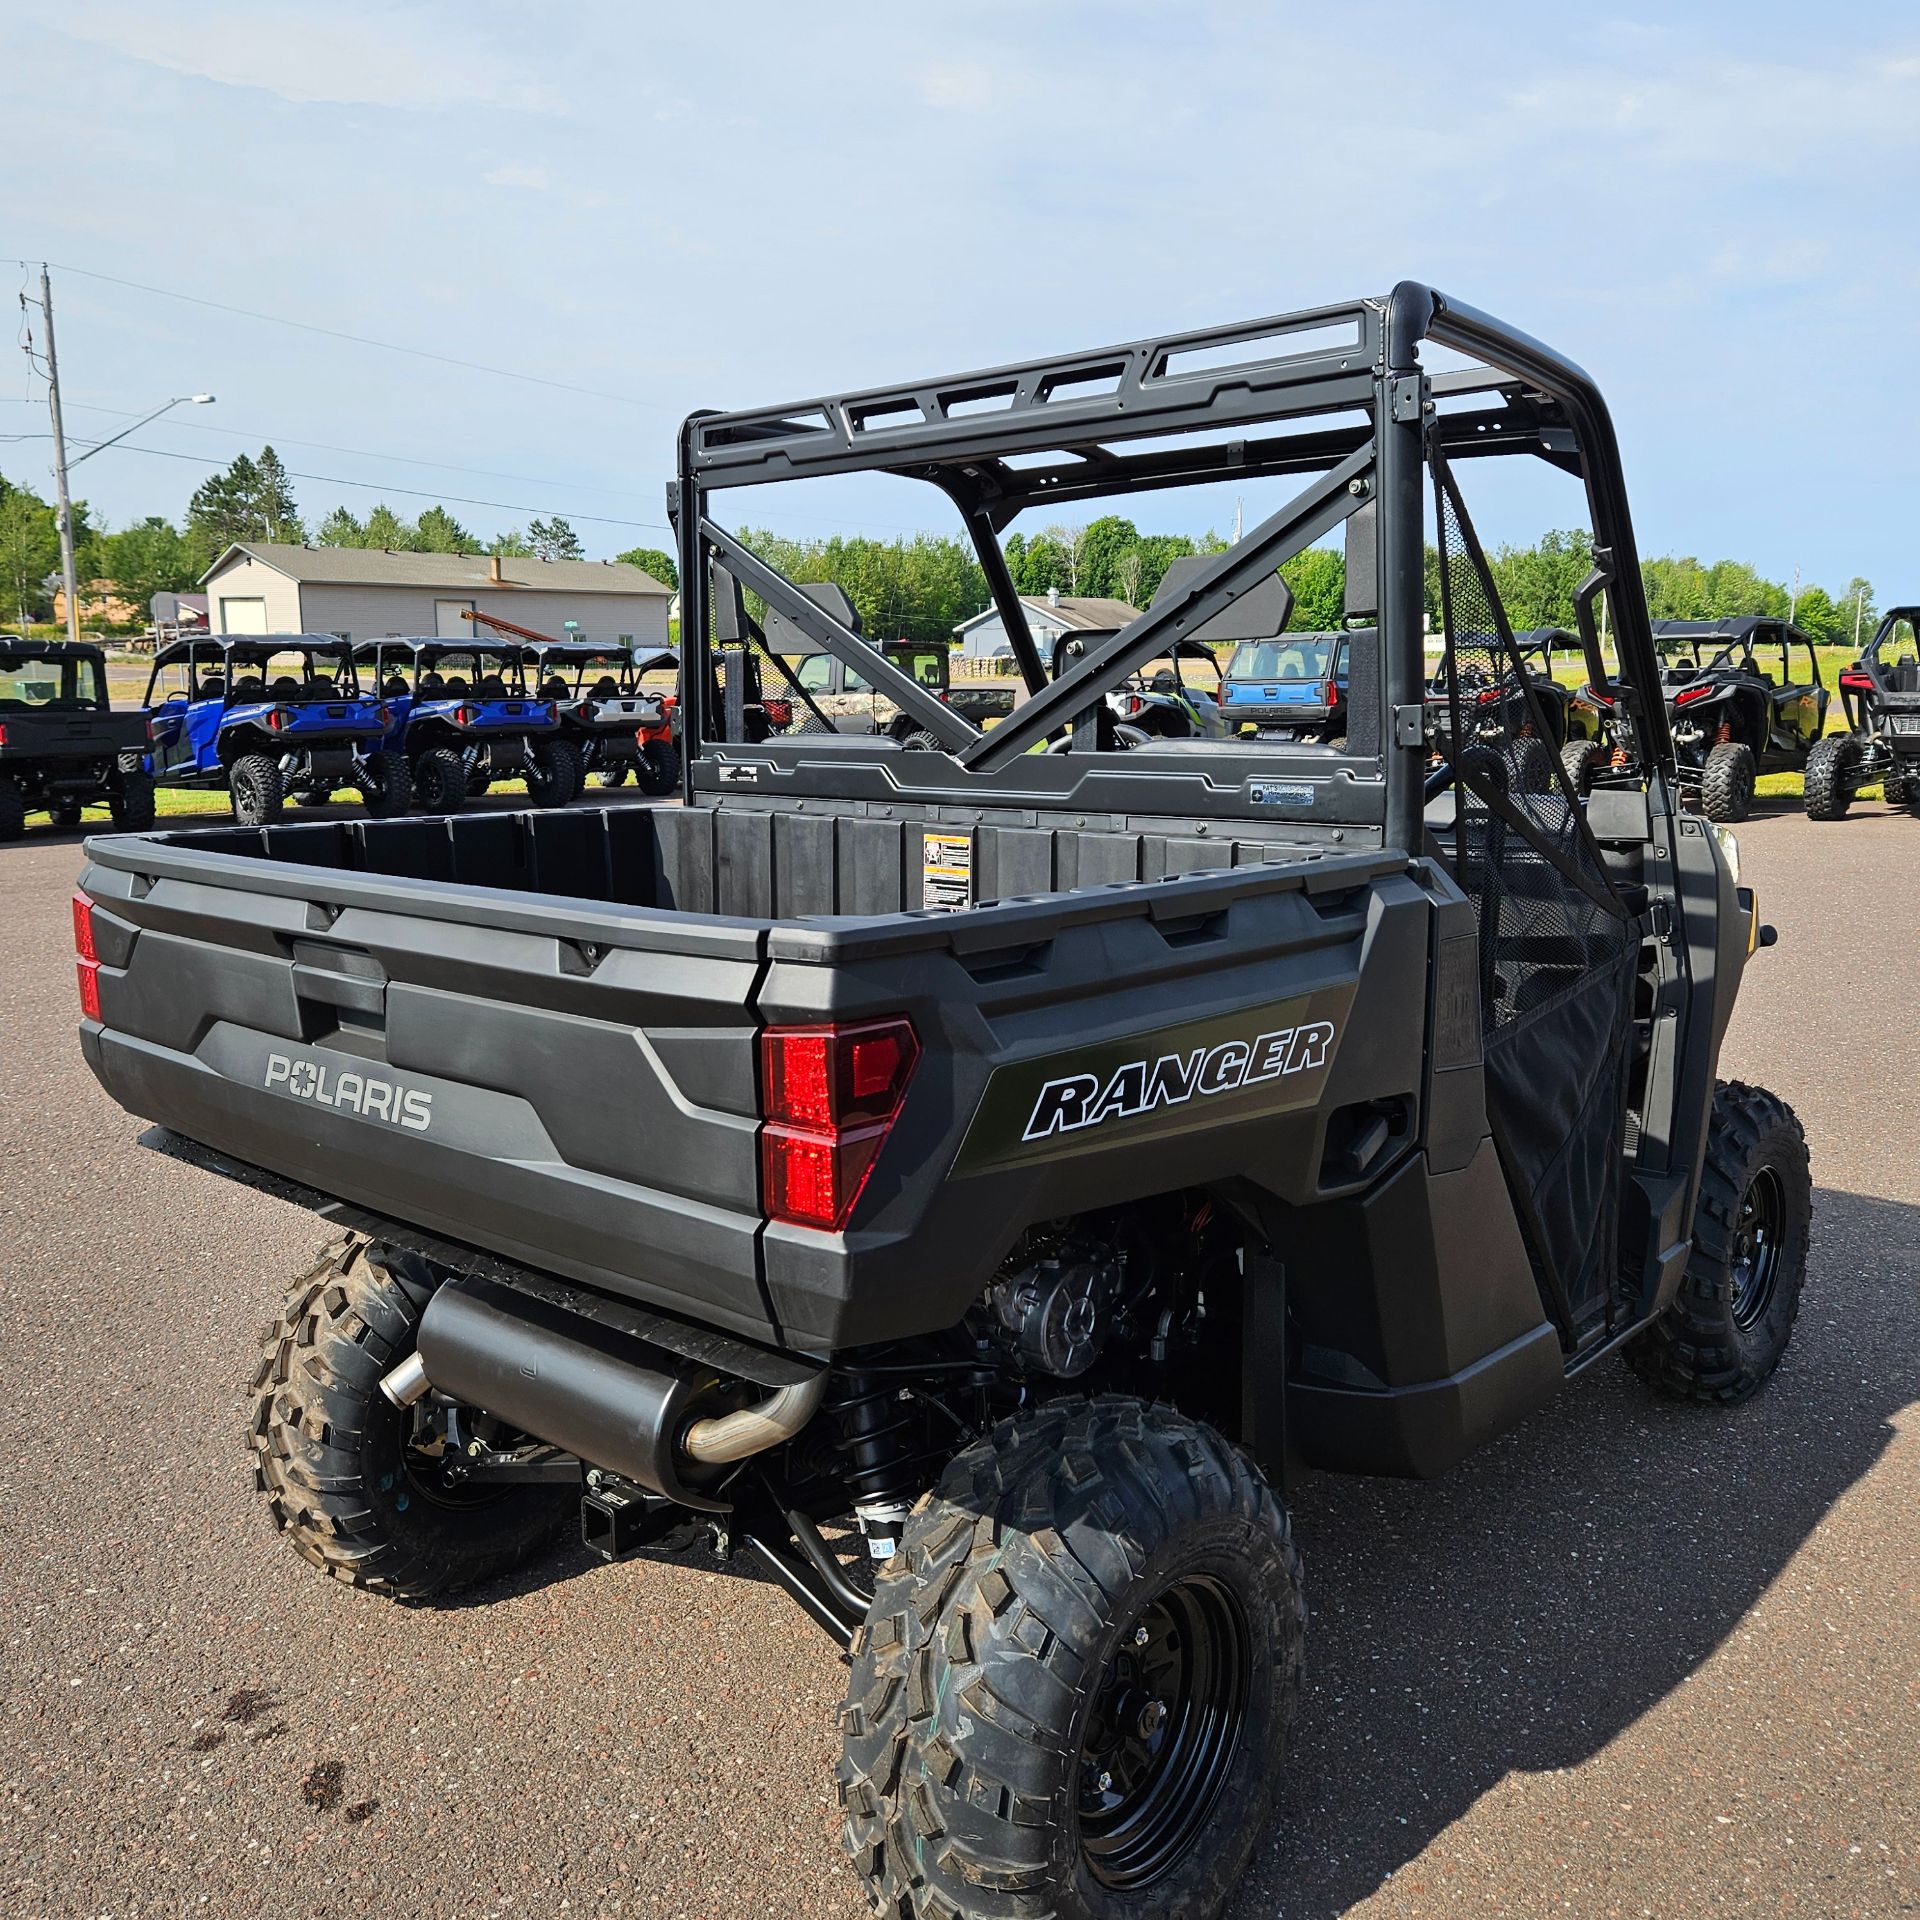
top-left (75, 284), bottom-right (1810, 1920)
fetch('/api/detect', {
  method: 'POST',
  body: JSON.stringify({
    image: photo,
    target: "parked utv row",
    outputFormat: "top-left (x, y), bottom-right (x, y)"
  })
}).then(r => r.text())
top-left (139, 634), bottom-right (679, 824)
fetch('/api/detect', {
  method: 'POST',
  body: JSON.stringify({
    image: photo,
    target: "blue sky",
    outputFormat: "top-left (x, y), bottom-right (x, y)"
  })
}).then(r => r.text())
top-left (2, 1), bottom-right (1916, 598)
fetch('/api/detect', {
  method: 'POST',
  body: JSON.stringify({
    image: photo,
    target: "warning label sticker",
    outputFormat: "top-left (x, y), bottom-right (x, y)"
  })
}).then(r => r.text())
top-left (922, 831), bottom-right (973, 911)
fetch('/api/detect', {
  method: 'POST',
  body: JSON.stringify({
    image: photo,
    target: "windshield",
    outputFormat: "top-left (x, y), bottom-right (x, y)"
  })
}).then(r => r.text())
top-left (0, 655), bottom-right (102, 707)
top-left (1226, 636), bottom-right (1335, 681)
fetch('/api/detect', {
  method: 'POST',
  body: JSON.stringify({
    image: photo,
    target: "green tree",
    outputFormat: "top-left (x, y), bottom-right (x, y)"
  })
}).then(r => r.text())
top-left (527, 515), bottom-right (584, 561)
top-left (616, 545), bottom-right (678, 589)
top-left (1487, 527), bottom-right (1593, 631)
top-left (1790, 584), bottom-right (1839, 645)
top-left (1078, 516), bottom-right (1140, 598)
top-left (1278, 547), bottom-right (1346, 630)
top-left (254, 447), bottom-right (302, 541)
top-left (185, 445), bottom-right (303, 569)
top-left (316, 506), bottom-right (364, 547)
top-left (490, 528), bottom-right (535, 558)
top-left (1841, 577), bottom-right (1876, 645)
top-left (360, 504), bottom-right (416, 550)
top-left (0, 478), bottom-right (60, 623)
top-left (101, 516), bottom-right (194, 615)
top-left (415, 505), bottom-right (480, 554)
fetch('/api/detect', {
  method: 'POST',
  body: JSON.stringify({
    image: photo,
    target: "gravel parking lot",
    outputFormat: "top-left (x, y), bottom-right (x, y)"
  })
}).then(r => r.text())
top-left (1, 797), bottom-right (1914, 1920)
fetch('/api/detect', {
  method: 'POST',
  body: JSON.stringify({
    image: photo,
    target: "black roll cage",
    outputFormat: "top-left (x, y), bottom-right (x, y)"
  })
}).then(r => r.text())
top-left (145, 635), bottom-right (365, 707)
top-left (352, 638), bottom-right (537, 697)
top-left (670, 282), bottom-right (1677, 843)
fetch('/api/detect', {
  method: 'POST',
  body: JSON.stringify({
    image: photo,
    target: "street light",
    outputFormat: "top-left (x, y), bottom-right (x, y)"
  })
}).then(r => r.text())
top-left (56, 393), bottom-right (215, 641)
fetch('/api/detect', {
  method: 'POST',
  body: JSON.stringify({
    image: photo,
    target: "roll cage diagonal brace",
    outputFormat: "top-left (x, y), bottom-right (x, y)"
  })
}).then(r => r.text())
top-left (697, 521), bottom-right (980, 753)
top-left (965, 441), bottom-right (1376, 771)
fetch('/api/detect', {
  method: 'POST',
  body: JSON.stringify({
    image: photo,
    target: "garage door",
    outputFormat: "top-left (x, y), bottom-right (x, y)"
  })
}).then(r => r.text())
top-left (219, 596), bottom-right (269, 634)
top-left (435, 598), bottom-right (476, 639)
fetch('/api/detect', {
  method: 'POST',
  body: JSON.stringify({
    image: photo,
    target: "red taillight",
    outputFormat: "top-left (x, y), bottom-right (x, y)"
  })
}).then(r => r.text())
top-left (265, 706), bottom-right (287, 731)
top-left (73, 892), bottom-right (101, 1018)
top-left (0, 722), bottom-right (8, 746)
top-left (1323, 679), bottom-right (1338, 707)
top-left (1674, 684), bottom-right (1714, 706)
top-left (455, 704), bottom-right (477, 726)
top-left (376, 704), bottom-right (393, 726)
top-left (1126, 693), bottom-right (1145, 715)
top-left (760, 1017), bottom-right (919, 1231)
top-left (763, 698), bottom-right (792, 729)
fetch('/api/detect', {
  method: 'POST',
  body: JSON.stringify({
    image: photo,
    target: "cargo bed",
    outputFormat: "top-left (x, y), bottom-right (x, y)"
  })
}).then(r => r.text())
top-left (78, 798), bottom-right (1416, 1355)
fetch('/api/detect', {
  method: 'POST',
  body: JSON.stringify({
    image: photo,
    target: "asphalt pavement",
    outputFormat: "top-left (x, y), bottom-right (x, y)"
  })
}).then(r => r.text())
top-left (1, 795), bottom-right (1914, 1919)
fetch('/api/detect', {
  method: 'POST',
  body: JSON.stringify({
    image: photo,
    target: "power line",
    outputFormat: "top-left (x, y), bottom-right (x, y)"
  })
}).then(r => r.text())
top-left (47, 433), bottom-right (672, 534)
top-left (11, 259), bottom-right (666, 411)
top-left (0, 394), bottom-right (645, 500)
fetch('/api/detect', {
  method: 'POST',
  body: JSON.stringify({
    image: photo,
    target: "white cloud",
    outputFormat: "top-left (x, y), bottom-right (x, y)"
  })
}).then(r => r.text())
top-left (55, 3), bottom-right (563, 113)
top-left (919, 61), bottom-right (999, 112)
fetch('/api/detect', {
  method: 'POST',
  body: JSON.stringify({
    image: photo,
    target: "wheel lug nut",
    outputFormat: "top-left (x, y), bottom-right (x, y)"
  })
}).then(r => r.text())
top-left (1096, 1770), bottom-right (1114, 1792)
top-left (1132, 1625), bottom-right (1150, 1646)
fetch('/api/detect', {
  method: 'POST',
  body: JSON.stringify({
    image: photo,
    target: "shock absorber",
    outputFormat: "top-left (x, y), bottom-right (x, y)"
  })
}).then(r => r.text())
top-left (827, 1372), bottom-right (927, 1562)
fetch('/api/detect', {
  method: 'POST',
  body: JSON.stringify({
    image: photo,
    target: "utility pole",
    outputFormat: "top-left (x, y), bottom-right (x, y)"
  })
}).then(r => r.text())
top-left (31, 267), bottom-right (84, 645)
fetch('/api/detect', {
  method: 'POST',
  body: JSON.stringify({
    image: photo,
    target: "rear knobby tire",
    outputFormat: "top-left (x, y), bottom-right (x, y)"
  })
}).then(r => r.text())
top-left (1561, 738), bottom-right (1603, 797)
top-left (0, 782), bottom-right (23, 840)
top-left (412, 747), bottom-right (468, 813)
top-left (1628, 1080), bottom-right (1811, 1405)
top-left (358, 748), bottom-right (414, 818)
top-left (632, 739), bottom-right (680, 795)
top-left (51, 797), bottom-right (84, 827)
top-left (229, 753), bottom-right (284, 826)
top-left (109, 770), bottom-right (155, 831)
top-left (249, 1236), bottom-right (573, 1601)
top-left (1698, 742), bottom-right (1755, 822)
top-left (525, 737), bottom-right (582, 808)
top-left (1800, 733), bottom-right (1857, 820)
top-left (838, 1396), bottom-right (1304, 1920)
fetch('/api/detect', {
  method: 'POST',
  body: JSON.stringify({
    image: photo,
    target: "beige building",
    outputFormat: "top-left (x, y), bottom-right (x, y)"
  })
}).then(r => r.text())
top-left (199, 544), bottom-right (673, 650)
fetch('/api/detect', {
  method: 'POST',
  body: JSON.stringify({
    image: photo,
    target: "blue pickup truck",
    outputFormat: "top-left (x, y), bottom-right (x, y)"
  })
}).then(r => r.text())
top-left (357, 640), bottom-right (579, 812)
top-left (141, 635), bottom-right (411, 825)
top-left (1218, 630), bottom-right (1352, 743)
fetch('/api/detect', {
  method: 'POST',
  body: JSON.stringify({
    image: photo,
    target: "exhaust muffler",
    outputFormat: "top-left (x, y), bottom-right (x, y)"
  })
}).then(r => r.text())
top-left (383, 1273), bottom-right (822, 1512)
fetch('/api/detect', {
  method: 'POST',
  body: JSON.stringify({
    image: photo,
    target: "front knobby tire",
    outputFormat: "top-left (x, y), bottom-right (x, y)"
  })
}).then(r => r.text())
top-left (1629, 1081), bottom-right (1811, 1405)
top-left (1800, 733), bottom-right (1857, 821)
top-left (249, 1236), bottom-right (573, 1601)
top-left (838, 1397), bottom-right (1304, 1920)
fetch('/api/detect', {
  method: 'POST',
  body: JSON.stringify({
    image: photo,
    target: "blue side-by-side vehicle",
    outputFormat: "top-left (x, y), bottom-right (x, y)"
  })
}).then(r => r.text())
top-left (356, 640), bottom-right (580, 812)
top-left (141, 635), bottom-right (411, 825)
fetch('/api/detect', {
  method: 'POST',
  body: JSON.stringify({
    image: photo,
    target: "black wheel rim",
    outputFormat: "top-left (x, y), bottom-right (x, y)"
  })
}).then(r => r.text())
top-left (1077, 1573), bottom-right (1251, 1890)
top-left (1730, 1165), bottom-right (1785, 1331)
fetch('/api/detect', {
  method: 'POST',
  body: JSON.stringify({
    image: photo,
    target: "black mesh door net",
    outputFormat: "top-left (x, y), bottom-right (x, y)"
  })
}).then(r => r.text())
top-left (1428, 443), bottom-right (1637, 1339)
